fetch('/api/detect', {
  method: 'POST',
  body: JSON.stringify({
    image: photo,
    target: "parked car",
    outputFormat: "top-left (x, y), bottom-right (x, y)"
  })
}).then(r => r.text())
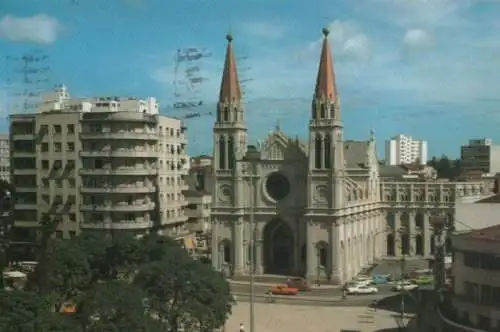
top-left (372, 274), bottom-right (390, 285)
top-left (270, 284), bottom-right (299, 295)
top-left (346, 285), bottom-right (378, 295)
top-left (412, 275), bottom-right (433, 286)
top-left (353, 276), bottom-right (372, 287)
top-left (393, 281), bottom-right (419, 291)
top-left (286, 277), bottom-right (311, 292)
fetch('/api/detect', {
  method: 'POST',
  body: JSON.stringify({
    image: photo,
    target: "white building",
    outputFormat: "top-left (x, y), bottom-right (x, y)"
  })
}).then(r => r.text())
top-left (10, 84), bottom-right (190, 241)
top-left (385, 134), bottom-right (427, 165)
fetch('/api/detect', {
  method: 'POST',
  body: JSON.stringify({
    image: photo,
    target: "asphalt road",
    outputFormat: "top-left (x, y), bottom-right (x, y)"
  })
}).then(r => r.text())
top-left (230, 282), bottom-right (396, 298)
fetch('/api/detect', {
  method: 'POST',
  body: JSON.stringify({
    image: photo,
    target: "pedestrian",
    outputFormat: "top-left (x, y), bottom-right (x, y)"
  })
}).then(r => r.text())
top-left (239, 322), bottom-right (245, 332)
top-left (371, 299), bottom-right (377, 311)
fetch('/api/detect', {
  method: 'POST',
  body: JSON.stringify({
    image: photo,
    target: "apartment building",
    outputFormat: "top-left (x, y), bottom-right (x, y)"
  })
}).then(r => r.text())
top-left (440, 224), bottom-right (500, 331)
top-left (10, 84), bottom-right (189, 240)
top-left (385, 134), bottom-right (427, 165)
top-left (0, 134), bottom-right (10, 182)
top-left (460, 138), bottom-right (500, 176)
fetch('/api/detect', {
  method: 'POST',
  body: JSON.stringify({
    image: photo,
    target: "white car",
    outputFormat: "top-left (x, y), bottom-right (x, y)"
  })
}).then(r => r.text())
top-left (353, 276), bottom-right (372, 287)
top-left (393, 281), bottom-right (419, 291)
top-left (347, 285), bottom-right (378, 295)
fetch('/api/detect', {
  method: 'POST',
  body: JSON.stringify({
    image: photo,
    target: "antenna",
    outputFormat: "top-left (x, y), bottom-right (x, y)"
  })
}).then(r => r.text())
top-left (5, 50), bottom-right (51, 115)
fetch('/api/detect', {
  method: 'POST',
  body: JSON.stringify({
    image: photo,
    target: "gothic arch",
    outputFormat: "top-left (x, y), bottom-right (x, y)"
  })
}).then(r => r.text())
top-left (324, 134), bottom-right (331, 168)
top-left (401, 212), bottom-right (410, 230)
top-left (314, 134), bottom-right (322, 169)
top-left (316, 241), bottom-right (328, 267)
top-left (218, 136), bottom-right (226, 169)
top-left (227, 137), bottom-right (235, 169)
top-left (415, 212), bottom-right (424, 229)
top-left (263, 218), bottom-right (294, 275)
top-left (219, 238), bottom-right (232, 265)
top-left (387, 212), bottom-right (396, 230)
top-left (386, 233), bottom-right (395, 256)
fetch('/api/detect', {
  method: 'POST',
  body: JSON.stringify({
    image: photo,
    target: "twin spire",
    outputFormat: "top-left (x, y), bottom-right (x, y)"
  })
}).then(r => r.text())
top-left (217, 28), bottom-right (338, 104)
top-left (218, 33), bottom-right (242, 103)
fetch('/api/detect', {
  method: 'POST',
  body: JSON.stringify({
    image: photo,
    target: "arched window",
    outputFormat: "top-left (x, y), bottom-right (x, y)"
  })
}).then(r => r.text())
top-left (223, 106), bottom-right (229, 121)
top-left (320, 103), bottom-right (326, 118)
top-left (227, 137), bottom-right (235, 169)
top-left (324, 134), bottom-right (331, 168)
top-left (314, 135), bottom-right (322, 169)
top-left (218, 136), bottom-right (226, 169)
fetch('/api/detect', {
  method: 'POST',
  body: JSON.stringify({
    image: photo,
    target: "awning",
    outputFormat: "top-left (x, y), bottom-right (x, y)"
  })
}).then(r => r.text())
top-left (183, 236), bottom-right (196, 250)
top-left (3, 271), bottom-right (26, 278)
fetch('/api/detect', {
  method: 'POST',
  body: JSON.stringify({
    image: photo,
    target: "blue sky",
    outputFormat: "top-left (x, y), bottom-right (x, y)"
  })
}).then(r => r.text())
top-left (1, 0), bottom-right (500, 158)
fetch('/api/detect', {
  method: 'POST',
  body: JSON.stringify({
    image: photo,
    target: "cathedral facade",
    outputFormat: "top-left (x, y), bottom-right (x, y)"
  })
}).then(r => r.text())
top-left (210, 30), bottom-right (492, 285)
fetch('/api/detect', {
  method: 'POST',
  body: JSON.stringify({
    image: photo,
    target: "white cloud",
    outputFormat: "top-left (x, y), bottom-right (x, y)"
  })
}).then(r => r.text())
top-left (238, 21), bottom-right (286, 40)
top-left (296, 20), bottom-right (371, 62)
top-left (0, 14), bottom-right (62, 44)
top-left (403, 29), bottom-right (433, 50)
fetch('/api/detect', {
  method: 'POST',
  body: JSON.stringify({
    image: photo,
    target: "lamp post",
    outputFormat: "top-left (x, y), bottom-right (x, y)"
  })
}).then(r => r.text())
top-left (429, 214), bottom-right (448, 298)
top-left (242, 151), bottom-right (260, 332)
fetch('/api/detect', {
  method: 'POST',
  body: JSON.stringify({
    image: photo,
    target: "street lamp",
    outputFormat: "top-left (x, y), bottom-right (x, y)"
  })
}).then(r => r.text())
top-left (241, 149), bottom-right (260, 332)
top-left (429, 214), bottom-right (448, 298)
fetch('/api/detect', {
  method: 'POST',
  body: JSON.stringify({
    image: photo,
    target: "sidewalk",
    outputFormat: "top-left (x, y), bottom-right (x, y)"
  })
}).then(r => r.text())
top-left (230, 279), bottom-right (341, 289)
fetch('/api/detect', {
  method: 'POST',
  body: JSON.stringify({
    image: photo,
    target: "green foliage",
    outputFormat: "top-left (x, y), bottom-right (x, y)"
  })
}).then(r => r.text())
top-left (2, 232), bottom-right (233, 332)
top-left (428, 155), bottom-right (461, 179)
top-left (135, 245), bottom-right (233, 331)
top-left (0, 290), bottom-right (80, 332)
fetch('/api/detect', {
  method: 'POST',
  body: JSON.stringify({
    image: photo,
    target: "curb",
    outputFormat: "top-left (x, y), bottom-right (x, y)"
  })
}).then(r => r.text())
top-left (232, 292), bottom-right (377, 307)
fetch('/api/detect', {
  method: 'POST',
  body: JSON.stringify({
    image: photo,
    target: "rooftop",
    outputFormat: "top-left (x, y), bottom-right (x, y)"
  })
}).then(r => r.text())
top-left (456, 224), bottom-right (500, 242)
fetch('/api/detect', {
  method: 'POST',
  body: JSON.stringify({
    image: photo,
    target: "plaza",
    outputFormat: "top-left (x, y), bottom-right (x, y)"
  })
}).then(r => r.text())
top-left (226, 302), bottom-right (407, 332)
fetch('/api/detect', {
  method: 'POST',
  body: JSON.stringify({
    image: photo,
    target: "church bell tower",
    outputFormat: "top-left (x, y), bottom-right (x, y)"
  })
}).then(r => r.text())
top-left (308, 28), bottom-right (345, 210)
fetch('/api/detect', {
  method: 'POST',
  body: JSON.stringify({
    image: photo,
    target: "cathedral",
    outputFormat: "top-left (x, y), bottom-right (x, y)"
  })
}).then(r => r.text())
top-left (210, 29), bottom-right (491, 285)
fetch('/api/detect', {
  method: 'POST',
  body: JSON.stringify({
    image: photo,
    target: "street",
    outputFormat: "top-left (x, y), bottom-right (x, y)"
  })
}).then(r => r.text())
top-left (230, 281), bottom-right (397, 298)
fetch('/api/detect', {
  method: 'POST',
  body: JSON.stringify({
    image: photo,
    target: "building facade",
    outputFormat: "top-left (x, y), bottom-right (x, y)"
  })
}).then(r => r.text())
top-left (210, 30), bottom-right (492, 284)
top-left (0, 134), bottom-right (10, 182)
top-left (460, 138), bottom-right (500, 176)
top-left (439, 225), bottom-right (500, 332)
top-left (10, 85), bottom-right (189, 241)
top-left (385, 134), bottom-right (427, 166)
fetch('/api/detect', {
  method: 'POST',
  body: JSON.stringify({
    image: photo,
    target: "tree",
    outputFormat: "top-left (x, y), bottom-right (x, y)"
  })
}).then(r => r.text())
top-left (0, 180), bottom-right (15, 290)
top-left (134, 243), bottom-right (233, 332)
top-left (0, 290), bottom-right (79, 332)
top-left (76, 280), bottom-right (162, 332)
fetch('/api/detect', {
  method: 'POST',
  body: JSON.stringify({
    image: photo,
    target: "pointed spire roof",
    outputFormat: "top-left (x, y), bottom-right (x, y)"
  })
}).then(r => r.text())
top-left (218, 33), bottom-right (242, 103)
top-left (314, 28), bottom-right (338, 101)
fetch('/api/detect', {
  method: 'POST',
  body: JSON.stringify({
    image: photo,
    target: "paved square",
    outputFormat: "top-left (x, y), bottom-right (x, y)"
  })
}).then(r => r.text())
top-left (226, 302), bottom-right (405, 332)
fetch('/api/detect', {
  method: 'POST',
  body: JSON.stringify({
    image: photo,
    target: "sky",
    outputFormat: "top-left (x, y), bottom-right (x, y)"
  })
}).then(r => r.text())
top-left (0, 0), bottom-right (500, 158)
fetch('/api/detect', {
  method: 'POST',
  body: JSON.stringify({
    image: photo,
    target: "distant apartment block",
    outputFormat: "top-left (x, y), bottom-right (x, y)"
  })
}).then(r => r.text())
top-left (10, 84), bottom-right (189, 241)
top-left (0, 134), bottom-right (10, 182)
top-left (385, 134), bottom-right (427, 165)
top-left (460, 138), bottom-right (500, 176)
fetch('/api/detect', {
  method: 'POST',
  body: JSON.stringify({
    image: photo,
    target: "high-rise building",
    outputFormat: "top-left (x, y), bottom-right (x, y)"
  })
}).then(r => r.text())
top-left (385, 134), bottom-right (427, 165)
top-left (0, 134), bottom-right (10, 182)
top-left (10, 84), bottom-right (189, 240)
top-left (460, 138), bottom-right (500, 176)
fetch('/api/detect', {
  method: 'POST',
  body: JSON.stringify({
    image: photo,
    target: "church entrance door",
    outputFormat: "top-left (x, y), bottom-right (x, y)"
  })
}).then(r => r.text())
top-left (263, 218), bottom-right (294, 275)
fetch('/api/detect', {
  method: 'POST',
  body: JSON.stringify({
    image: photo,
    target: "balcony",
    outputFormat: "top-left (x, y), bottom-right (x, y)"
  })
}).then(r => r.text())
top-left (80, 132), bottom-right (158, 141)
top-left (80, 186), bottom-right (156, 194)
top-left (16, 187), bottom-right (37, 193)
top-left (80, 150), bottom-right (157, 158)
top-left (80, 220), bottom-right (152, 230)
top-left (14, 203), bottom-right (37, 210)
top-left (12, 152), bottom-right (36, 158)
top-left (12, 133), bottom-right (35, 140)
top-left (13, 169), bottom-right (37, 175)
top-left (80, 202), bottom-right (155, 212)
top-left (14, 220), bottom-right (38, 227)
top-left (79, 167), bottom-right (157, 176)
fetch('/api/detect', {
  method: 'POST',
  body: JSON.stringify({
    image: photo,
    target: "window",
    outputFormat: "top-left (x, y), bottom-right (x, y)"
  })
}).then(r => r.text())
top-left (67, 178), bottom-right (75, 188)
top-left (42, 178), bottom-right (50, 188)
top-left (67, 124), bottom-right (75, 134)
top-left (54, 143), bottom-right (62, 152)
top-left (66, 142), bottom-right (75, 152)
top-left (68, 213), bottom-right (76, 222)
top-left (69, 231), bottom-right (76, 239)
top-left (41, 143), bottom-right (49, 152)
top-left (55, 179), bottom-right (62, 188)
top-left (54, 125), bottom-right (62, 134)
top-left (42, 160), bottom-right (49, 169)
